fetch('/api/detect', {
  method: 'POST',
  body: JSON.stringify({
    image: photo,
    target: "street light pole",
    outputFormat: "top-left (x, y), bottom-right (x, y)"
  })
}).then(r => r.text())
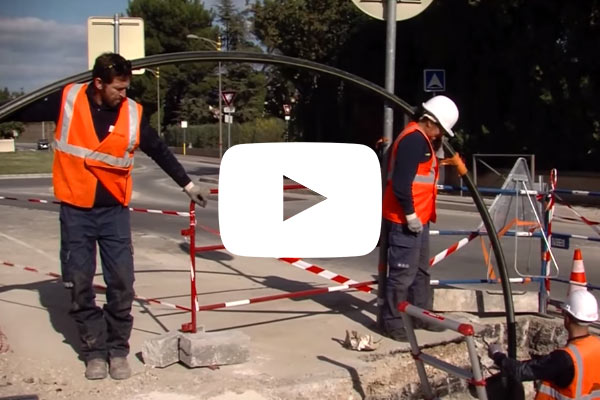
top-left (156, 67), bottom-right (160, 137)
top-left (218, 60), bottom-right (223, 158)
top-left (147, 68), bottom-right (161, 137)
top-left (186, 34), bottom-right (223, 158)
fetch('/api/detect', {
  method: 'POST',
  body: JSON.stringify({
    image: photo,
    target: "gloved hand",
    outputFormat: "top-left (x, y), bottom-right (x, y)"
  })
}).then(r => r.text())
top-left (405, 213), bottom-right (423, 234)
top-left (183, 182), bottom-right (210, 208)
top-left (488, 343), bottom-right (504, 359)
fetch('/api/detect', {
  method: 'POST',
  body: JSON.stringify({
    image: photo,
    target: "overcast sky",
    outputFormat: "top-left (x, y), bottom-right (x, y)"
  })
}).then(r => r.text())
top-left (0, 0), bottom-right (247, 93)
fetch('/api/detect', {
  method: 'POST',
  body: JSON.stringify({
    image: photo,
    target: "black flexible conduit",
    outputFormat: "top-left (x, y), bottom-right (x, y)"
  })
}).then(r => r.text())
top-left (0, 50), bottom-right (517, 358)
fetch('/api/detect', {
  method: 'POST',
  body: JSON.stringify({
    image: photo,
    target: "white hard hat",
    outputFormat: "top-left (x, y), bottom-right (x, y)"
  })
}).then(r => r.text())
top-left (562, 290), bottom-right (599, 322)
top-left (422, 95), bottom-right (459, 137)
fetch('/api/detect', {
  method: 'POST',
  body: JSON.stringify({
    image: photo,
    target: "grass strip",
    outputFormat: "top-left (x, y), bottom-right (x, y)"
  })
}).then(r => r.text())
top-left (0, 150), bottom-right (53, 174)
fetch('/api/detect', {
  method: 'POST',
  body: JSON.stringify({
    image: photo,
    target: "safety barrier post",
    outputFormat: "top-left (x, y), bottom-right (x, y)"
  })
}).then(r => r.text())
top-left (398, 301), bottom-right (487, 400)
top-left (539, 169), bottom-right (556, 314)
top-left (180, 201), bottom-right (198, 333)
top-left (539, 182), bottom-right (550, 314)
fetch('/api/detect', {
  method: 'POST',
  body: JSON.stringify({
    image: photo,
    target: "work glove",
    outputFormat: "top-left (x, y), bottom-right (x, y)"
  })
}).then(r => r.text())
top-left (488, 343), bottom-right (503, 359)
top-left (405, 213), bottom-right (423, 234)
top-left (183, 182), bottom-right (210, 208)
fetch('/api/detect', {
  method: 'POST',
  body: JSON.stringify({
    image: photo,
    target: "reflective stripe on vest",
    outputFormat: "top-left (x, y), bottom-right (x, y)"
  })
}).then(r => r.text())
top-left (55, 84), bottom-right (138, 168)
top-left (537, 385), bottom-right (600, 400)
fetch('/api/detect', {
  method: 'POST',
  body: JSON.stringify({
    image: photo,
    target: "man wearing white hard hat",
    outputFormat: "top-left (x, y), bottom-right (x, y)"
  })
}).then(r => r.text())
top-left (488, 290), bottom-right (600, 399)
top-left (381, 95), bottom-right (459, 341)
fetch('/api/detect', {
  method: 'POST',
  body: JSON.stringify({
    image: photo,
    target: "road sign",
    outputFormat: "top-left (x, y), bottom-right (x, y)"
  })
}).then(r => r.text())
top-left (351, 0), bottom-right (433, 21)
top-left (221, 91), bottom-right (236, 106)
top-left (223, 106), bottom-right (236, 114)
top-left (224, 114), bottom-right (233, 124)
top-left (181, 121), bottom-right (188, 128)
top-left (424, 69), bottom-right (446, 92)
top-left (551, 234), bottom-right (570, 250)
top-left (87, 16), bottom-right (145, 74)
top-left (283, 104), bottom-right (291, 115)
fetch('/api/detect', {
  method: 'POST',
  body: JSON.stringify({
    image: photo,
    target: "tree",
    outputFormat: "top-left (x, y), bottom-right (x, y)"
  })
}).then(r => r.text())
top-left (252, 0), bottom-right (369, 141)
top-left (0, 88), bottom-right (26, 138)
top-left (127, 0), bottom-right (215, 126)
top-left (211, 0), bottom-right (267, 123)
top-left (252, 0), bottom-right (600, 170)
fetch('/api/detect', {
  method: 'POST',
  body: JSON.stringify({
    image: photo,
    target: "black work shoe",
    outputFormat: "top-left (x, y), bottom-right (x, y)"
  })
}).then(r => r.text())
top-left (85, 358), bottom-right (108, 380)
top-left (382, 328), bottom-right (408, 342)
top-left (109, 357), bottom-right (132, 380)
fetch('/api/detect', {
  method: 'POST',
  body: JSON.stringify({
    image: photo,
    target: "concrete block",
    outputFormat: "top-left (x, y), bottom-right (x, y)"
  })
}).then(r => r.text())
top-left (179, 330), bottom-right (250, 368)
top-left (433, 288), bottom-right (538, 313)
top-left (142, 331), bottom-right (181, 368)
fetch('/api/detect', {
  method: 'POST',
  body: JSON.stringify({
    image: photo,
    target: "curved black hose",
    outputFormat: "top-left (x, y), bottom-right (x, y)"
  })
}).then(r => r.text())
top-left (0, 51), bottom-right (414, 120)
top-left (0, 50), bottom-right (517, 357)
top-left (442, 140), bottom-right (517, 359)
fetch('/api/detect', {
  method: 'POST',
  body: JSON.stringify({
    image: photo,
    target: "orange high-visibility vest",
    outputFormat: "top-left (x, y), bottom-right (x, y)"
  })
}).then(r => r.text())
top-left (382, 122), bottom-right (438, 225)
top-left (535, 335), bottom-right (600, 400)
top-left (52, 83), bottom-right (142, 208)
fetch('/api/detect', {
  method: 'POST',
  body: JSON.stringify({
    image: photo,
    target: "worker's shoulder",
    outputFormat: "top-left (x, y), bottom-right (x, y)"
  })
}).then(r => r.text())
top-left (398, 130), bottom-right (428, 146)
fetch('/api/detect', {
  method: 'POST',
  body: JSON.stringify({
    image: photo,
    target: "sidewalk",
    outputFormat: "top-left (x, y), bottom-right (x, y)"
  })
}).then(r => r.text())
top-left (0, 202), bottom-right (503, 400)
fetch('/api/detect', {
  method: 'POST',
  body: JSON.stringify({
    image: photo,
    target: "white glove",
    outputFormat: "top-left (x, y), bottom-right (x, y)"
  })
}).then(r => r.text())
top-left (488, 343), bottom-right (503, 359)
top-left (406, 213), bottom-right (423, 234)
top-left (184, 182), bottom-right (210, 208)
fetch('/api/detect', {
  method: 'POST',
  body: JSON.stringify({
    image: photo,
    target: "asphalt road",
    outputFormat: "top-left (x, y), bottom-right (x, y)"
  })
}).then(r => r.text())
top-left (1, 153), bottom-right (599, 305)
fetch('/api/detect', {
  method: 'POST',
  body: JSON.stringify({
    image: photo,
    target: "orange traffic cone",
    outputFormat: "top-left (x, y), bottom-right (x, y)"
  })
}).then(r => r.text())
top-left (568, 248), bottom-right (588, 295)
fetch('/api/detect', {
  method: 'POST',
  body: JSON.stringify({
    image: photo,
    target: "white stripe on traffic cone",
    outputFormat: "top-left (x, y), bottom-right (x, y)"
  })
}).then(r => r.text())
top-left (568, 248), bottom-right (588, 295)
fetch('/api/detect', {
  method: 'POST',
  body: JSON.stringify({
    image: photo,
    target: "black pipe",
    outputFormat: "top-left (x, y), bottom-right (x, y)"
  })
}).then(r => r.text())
top-left (0, 50), bottom-right (517, 357)
top-left (442, 139), bottom-right (517, 359)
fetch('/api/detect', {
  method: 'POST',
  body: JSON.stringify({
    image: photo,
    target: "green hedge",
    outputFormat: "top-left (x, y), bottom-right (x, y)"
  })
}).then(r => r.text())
top-left (164, 118), bottom-right (286, 149)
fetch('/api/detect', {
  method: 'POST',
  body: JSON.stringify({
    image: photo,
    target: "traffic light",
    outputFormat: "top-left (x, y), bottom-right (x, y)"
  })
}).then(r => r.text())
top-left (216, 36), bottom-right (222, 51)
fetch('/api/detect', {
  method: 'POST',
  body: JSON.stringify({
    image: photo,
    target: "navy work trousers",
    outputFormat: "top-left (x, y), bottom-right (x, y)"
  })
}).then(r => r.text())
top-left (382, 221), bottom-right (432, 332)
top-left (60, 203), bottom-right (135, 361)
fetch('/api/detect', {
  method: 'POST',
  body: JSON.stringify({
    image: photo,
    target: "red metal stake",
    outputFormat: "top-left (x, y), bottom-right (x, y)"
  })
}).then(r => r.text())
top-left (180, 201), bottom-right (198, 333)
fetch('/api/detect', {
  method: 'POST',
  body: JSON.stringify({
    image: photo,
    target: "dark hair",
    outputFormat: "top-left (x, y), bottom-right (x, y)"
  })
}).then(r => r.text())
top-left (92, 52), bottom-right (132, 83)
top-left (410, 104), bottom-right (427, 122)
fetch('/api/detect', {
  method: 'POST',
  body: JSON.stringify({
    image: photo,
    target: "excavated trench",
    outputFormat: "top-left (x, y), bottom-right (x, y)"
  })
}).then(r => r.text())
top-left (348, 314), bottom-right (567, 400)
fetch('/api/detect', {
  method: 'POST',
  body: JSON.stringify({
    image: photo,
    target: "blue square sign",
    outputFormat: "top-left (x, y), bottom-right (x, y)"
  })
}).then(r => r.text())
top-left (424, 69), bottom-right (446, 92)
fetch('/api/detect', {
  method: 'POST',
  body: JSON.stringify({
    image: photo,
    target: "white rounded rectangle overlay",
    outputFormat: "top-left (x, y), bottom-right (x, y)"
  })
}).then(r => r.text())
top-left (219, 143), bottom-right (382, 258)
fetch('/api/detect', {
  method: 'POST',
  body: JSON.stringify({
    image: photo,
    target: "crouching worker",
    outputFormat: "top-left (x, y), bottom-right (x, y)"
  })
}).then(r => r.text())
top-left (488, 290), bottom-right (600, 399)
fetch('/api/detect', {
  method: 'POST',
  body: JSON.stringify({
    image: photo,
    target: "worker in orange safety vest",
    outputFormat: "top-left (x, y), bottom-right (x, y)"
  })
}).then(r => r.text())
top-left (2, 53), bottom-right (210, 381)
top-left (380, 95), bottom-right (459, 341)
top-left (488, 290), bottom-right (600, 399)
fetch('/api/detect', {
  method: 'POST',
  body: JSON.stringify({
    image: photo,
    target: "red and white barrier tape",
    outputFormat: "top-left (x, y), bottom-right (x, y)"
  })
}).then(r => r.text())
top-left (554, 194), bottom-right (600, 236)
top-left (1, 260), bottom-right (191, 312)
top-left (429, 232), bottom-right (479, 267)
top-left (0, 196), bottom-right (60, 205)
top-left (129, 206), bottom-right (190, 217)
top-left (2, 259), bottom-right (375, 313)
top-left (194, 246), bottom-right (374, 293)
top-left (1, 195), bottom-right (373, 294)
top-left (278, 257), bottom-right (374, 293)
top-left (0, 194), bottom-right (194, 217)
top-left (190, 220), bottom-right (374, 293)
top-left (2, 260), bottom-right (61, 279)
top-left (197, 279), bottom-right (377, 312)
top-left (555, 215), bottom-right (600, 225)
